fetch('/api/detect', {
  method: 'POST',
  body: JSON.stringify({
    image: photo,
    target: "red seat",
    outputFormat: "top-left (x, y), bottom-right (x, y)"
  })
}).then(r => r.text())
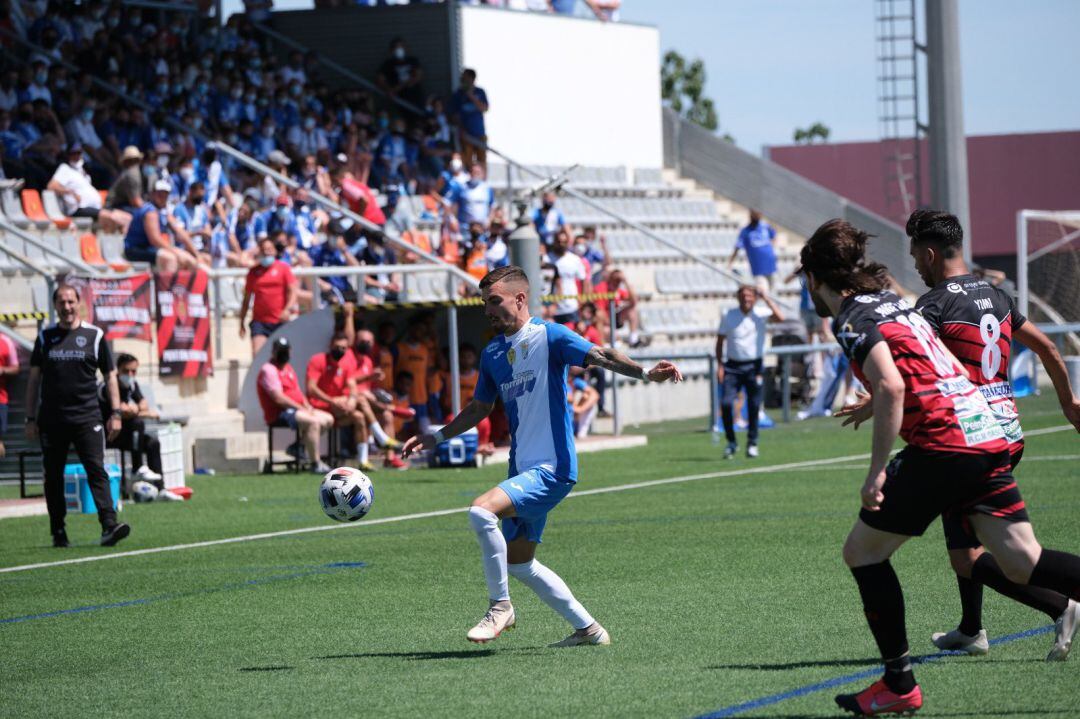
top-left (22, 189), bottom-right (67, 229)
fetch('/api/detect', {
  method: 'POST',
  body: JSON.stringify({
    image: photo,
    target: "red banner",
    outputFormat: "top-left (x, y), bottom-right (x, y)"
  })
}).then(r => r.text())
top-left (66, 273), bottom-right (153, 341)
top-left (155, 269), bottom-right (213, 378)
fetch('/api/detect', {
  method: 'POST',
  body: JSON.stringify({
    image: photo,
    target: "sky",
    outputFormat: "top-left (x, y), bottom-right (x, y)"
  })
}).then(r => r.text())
top-left (620, 0), bottom-right (1080, 154)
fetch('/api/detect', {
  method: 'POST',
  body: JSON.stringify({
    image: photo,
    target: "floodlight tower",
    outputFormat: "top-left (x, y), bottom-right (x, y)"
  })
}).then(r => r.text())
top-left (925, 0), bottom-right (972, 264)
top-left (876, 0), bottom-right (972, 264)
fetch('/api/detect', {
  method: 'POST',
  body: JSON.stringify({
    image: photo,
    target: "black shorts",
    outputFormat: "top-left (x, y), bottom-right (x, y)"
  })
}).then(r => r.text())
top-left (859, 445), bottom-right (1029, 539)
top-left (942, 443), bottom-right (1026, 550)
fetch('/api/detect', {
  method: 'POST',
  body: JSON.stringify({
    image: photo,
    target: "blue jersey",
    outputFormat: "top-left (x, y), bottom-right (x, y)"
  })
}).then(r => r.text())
top-left (124, 204), bottom-right (168, 252)
top-left (736, 221), bottom-right (777, 277)
top-left (474, 318), bottom-right (595, 482)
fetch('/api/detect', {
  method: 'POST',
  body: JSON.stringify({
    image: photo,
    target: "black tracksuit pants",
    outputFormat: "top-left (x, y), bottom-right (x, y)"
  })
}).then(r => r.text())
top-left (41, 421), bottom-right (117, 534)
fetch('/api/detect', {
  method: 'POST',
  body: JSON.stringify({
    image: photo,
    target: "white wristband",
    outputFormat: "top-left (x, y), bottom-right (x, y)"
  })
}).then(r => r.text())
top-left (432, 430), bottom-right (445, 444)
top-left (640, 373), bottom-right (650, 384)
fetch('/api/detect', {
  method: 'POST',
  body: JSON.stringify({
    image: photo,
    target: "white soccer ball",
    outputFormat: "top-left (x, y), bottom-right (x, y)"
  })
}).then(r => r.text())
top-left (132, 480), bottom-right (159, 503)
top-left (319, 467), bottom-right (374, 522)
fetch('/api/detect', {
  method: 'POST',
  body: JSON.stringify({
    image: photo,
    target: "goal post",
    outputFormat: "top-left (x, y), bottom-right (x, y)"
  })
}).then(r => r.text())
top-left (1016, 209), bottom-right (1080, 342)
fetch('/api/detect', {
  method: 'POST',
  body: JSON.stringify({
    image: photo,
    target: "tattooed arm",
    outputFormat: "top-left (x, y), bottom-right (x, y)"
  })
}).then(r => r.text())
top-left (584, 345), bottom-right (683, 383)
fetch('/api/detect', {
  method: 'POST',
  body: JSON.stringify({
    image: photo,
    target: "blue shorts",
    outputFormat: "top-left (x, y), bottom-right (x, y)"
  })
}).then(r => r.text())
top-left (410, 403), bottom-right (428, 419)
top-left (277, 407), bottom-right (298, 430)
top-left (498, 466), bottom-right (574, 544)
top-left (124, 244), bottom-right (158, 264)
top-left (250, 320), bottom-right (284, 338)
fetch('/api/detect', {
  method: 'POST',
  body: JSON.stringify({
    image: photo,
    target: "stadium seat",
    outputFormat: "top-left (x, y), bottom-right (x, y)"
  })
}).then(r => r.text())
top-left (264, 417), bottom-right (302, 475)
top-left (1, 189), bottom-right (31, 229)
top-left (39, 190), bottom-right (73, 230)
top-left (19, 190), bottom-right (54, 231)
top-left (79, 232), bottom-right (118, 270)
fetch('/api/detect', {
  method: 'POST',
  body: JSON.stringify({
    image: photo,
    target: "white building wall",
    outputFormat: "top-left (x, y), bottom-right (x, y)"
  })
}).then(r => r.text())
top-left (459, 6), bottom-right (662, 169)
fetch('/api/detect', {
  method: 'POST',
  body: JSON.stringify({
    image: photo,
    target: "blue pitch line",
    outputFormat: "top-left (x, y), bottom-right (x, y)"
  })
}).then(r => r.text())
top-left (695, 624), bottom-right (1054, 718)
top-left (0, 562), bottom-right (367, 625)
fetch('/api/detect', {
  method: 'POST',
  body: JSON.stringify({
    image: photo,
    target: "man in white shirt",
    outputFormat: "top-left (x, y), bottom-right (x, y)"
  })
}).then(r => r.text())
top-left (546, 228), bottom-right (590, 324)
top-left (48, 144), bottom-right (130, 232)
top-left (715, 284), bottom-right (785, 459)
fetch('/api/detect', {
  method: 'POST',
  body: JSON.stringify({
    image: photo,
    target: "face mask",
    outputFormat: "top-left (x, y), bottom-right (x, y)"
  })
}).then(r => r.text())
top-left (231, 88), bottom-right (243, 100)
top-left (251, 58), bottom-right (262, 69)
top-left (377, 117), bottom-right (389, 130)
top-left (304, 117), bottom-right (316, 130)
top-left (290, 85), bottom-right (302, 97)
top-left (356, 341), bottom-right (371, 354)
top-left (393, 47), bottom-right (405, 60)
top-left (260, 255), bottom-right (275, 267)
top-left (227, 134), bottom-right (238, 144)
top-left (157, 84), bottom-right (169, 95)
top-left (262, 125), bottom-right (275, 137)
top-left (81, 109), bottom-right (94, 122)
top-left (276, 207), bottom-right (290, 220)
top-left (330, 347), bottom-right (346, 361)
top-left (118, 374), bottom-right (134, 391)
top-left (73, 159), bottom-right (85, 170)
top-left (542, 201), bottom-right (553, 210)
top-left (180, 167), bottom-right (195, 182)
top-left (197, 82), bottom-right (209, 95)
top-left (574, 244), bottom-right (586, 256)
top-left (142, 165), bottom-right (154, 178)
top-left (35, 72), bottom-right (47, 84)
top-left (223, 59), bottom-right (235, 70)
top-left (55, 79), bottom-right (67, 89)
top-left (192, 117), bottom-right (203, 130)
top-left (173, 83), bottom-right (184, 95)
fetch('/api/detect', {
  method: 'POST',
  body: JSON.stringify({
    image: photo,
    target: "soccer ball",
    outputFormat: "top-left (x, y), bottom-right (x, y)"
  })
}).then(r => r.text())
top-left (131, 480), bottom-right (159, 503)
top-left (319, 467), bottom-right (374, 522)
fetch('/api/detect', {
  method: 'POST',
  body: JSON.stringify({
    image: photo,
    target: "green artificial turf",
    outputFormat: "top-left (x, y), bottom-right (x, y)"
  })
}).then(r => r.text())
top-left (1, 394), bottom-right (1077, 718)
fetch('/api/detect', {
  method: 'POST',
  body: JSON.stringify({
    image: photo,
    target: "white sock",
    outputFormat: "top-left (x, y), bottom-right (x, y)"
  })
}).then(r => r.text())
top-left (369, 422), bottom-right (392, 446)
top-left (467, 506), bottom-right (509, 601)
top-left (357, 443), bottom-right (369, 464)
top-left (507, 559), bottom-right (594, 630)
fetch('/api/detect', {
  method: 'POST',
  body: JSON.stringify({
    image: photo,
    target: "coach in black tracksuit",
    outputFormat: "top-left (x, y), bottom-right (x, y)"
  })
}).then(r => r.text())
top-left (25, 284), bottom-right (130, 548)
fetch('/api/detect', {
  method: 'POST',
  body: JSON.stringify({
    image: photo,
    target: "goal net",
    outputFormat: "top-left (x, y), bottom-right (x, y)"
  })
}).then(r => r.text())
top-left (1017, 209), bottom-right (1080, 354)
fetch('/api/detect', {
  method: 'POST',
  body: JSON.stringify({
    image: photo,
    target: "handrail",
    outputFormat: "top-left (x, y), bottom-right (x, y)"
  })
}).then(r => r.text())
top-left (0, 219), bottom-right (100, 276)
top-left (206, 263), bottom-right (459, 279)
top-left (249, 18), bottom-right (749, 292)
top-left (209, 143), bottom-right (479, 288)
top-left (0, 230), bottom-right (57, 323)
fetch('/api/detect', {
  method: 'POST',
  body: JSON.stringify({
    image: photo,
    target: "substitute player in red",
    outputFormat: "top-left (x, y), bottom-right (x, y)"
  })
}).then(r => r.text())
top-left (840, 210), bottom-right (1080, 661)
top-left (798, 219), bottom-right (1080, 717)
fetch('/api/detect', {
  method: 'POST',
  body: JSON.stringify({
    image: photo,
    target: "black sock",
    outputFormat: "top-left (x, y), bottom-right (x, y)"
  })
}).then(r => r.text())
top-left (972, 553), bottom-right (1069, 620)
top-left (850, 561), bottom-right (913, 689)
top-left (955, 575), bottom-right (984, 636)
top-left (883, 653), bottom-right (916, 695)
top-left (1028, 549), bottom-right (1080, 603)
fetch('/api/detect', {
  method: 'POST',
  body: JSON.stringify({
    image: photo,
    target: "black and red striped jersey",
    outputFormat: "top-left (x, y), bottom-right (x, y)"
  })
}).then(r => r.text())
top-left (833, 290), bottom-right (1009, 454)
top-left (916, 274), bottom-right (1026, 448)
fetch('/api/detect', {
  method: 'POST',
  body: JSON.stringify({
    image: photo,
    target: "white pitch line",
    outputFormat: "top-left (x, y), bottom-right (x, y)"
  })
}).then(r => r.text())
top-left (1, 424), bottom-right (1073, 575)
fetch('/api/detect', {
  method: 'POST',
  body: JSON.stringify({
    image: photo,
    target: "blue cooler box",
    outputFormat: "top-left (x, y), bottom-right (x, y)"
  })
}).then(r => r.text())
top-left (64, 463), bottom-right (123, 514)
top-left (427, 425), bottom-right (479, 468)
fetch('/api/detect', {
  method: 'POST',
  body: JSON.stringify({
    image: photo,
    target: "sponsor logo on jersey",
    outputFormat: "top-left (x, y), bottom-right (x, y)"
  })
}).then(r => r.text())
top-left (75, 335), bottom-right (87, 348)
top-left (854, 295), bottom-right (876, 303)
top-left (957, 411), bottom-right (1006, 447)
top-left (947, 282), bottom-right (966, 295)
top-left (507, 348), bottom-right (516, 365)
top-left (500, 370), bottom-right (537, 401)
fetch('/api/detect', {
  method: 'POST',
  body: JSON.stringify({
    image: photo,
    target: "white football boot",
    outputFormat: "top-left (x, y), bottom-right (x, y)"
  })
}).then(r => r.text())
top-left (1047, 599), bottom-right (1080, 662)
top-left (467, 600), bottom-right (516, 643)
top-left (549, 623), bottom-right (611, 648)
top-left (931, 628), bottom-right (989, 655)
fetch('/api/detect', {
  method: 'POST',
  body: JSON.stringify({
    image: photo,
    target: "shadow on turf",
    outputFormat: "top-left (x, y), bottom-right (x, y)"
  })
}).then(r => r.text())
top-left (238, 666), bottom-right (294, 672)
top-left (315, 650), bottom-right (496, 661)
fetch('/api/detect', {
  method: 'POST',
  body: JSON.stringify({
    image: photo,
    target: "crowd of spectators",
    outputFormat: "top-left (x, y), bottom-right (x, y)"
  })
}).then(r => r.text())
top-left (310, 0), bottom-right (622, 23)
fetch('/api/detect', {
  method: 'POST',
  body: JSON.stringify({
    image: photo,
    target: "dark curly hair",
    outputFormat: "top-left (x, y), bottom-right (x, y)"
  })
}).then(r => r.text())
top-left (799, 219), bottom-right (889, 294)
top-left (906, 209), bottom-right (964, 259)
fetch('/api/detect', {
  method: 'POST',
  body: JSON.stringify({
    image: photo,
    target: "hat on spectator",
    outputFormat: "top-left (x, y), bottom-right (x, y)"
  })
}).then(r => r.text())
top-left (121, 145), bottom-right (144, 162)
top-left (154, 141), bottom-right (174, 156)
top-left (335, 153), bottom-right (348, 165)
top-left (275, 193), bottom-right (291, 206)
top-left (242, 187), bottom-right (262, 205)
top-left (268, 150), bottom-right (291, 166)
top-left (152, 179), bottom-right (172, 193)
top-left (272, 336), bottom-right (290, 352)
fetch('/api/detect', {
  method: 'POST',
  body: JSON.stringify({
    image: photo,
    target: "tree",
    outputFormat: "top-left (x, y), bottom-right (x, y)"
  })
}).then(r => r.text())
top-left (793, 122), bottom-right (832, 144)
top-left (662, 50), bottom-right (722, 135)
